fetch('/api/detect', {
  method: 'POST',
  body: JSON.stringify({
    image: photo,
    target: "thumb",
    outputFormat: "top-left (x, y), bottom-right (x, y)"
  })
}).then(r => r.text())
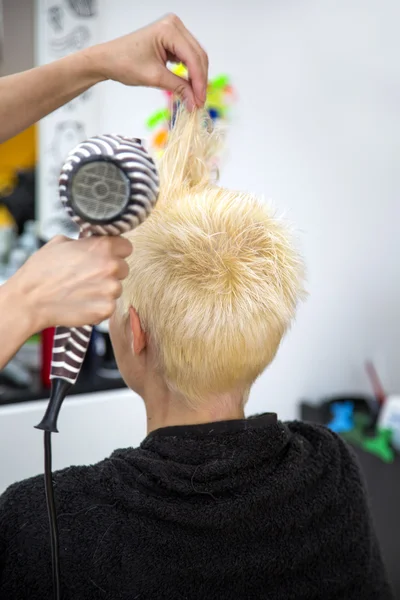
top-left (157, 69), bottom-right (196, 111)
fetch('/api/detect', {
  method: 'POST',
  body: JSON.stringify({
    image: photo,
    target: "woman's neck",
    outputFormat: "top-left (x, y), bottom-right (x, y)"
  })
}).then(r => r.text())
top-left (142, 380), bottom-right (246, 434)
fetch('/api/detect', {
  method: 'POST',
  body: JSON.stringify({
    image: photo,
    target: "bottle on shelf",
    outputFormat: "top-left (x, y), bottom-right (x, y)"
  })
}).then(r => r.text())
top-left (0, 205), bottom-right (16, 274)
top-left (19, 220), bottom-right (39, 256)
top-left (3, 246), bottom-right (29, 279)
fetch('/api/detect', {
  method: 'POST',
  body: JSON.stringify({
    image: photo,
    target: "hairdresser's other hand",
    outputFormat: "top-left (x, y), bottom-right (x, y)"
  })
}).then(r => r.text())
top-left (9, 235), bottom-right (131, 331)
top-left (89, 14), bottom-right (208, 110)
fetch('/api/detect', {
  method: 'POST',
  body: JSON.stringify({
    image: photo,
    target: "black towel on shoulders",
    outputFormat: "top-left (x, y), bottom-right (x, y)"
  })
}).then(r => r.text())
top-left (0, 415), bottom-right (394, 599)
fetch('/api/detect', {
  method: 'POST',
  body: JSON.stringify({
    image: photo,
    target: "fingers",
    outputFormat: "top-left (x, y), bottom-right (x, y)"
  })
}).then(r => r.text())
top-left (90, 300), bottom-right (118, 325)
top-left (156, 69), bottom-right (196, 110)
top-left (114, 258), bottom-right (129, 281)
top-left (108, 236), bottom-right (132, 259)
top-left (28, 233), bottom-right (133, 330)
top-left (160, 14), bottom-right (208, 107)
top-left (80, 235), bottom-right (132, 259)
top-left (172, 16), bottom-right (209, 105)
top-left (108, 279), bottom-right (123, 299)
top-left (93, 237), bottom-right (131, 280)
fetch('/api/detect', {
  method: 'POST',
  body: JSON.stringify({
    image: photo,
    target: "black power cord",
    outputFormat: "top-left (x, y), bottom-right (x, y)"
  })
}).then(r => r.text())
top-left (44, 431), bottom-right (61, 600)
top-left (36, 378), bottom-right (71, 600)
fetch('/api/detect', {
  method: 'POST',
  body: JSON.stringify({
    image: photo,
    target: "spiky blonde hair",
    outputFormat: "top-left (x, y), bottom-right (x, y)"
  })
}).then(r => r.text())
top-left (119, 109), bottom-right (305, 405)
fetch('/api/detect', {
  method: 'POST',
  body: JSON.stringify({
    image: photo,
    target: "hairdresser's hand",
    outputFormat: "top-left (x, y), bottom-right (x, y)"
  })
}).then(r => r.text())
top-left (88, 14), bottom-right (208, 110)
top-left (9, 235), bottom-right (131, 331)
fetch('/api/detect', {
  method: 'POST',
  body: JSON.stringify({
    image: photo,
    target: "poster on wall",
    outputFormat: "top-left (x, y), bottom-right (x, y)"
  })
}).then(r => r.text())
top-left (35, 0), bottom-right (100, 241)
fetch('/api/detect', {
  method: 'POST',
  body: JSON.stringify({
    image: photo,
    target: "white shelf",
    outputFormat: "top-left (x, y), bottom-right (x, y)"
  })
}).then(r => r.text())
top-left (0, 388), bottom-right (146, 493)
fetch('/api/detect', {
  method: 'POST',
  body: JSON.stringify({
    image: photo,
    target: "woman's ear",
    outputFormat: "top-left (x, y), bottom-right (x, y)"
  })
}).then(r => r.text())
top-left (129, 307), bottom-right (147, 355)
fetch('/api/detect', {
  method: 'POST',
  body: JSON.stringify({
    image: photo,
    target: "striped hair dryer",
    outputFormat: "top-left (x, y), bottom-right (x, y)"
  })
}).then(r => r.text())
top-left (34, 135), bottom-right (159, 600)
top-left (36, 134), bottom-right (159, 433)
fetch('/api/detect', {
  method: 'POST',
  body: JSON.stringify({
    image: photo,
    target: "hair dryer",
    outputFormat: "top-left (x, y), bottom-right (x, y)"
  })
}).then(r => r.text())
top-left (35, 134), bottom-right (159, 600)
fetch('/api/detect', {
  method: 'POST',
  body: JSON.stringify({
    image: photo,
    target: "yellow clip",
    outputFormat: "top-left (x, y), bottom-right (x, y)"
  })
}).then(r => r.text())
top-left (171, 64), bottom-right (188, 78)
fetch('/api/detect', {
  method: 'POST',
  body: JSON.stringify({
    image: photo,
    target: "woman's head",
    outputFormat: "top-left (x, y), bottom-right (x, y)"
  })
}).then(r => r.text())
top-left (110, 109), bottom-right (305, 408)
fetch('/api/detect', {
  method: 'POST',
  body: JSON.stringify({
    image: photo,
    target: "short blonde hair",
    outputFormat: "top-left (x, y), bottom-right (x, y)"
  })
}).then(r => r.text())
top-left (119, 109), bottom-right (305, 404)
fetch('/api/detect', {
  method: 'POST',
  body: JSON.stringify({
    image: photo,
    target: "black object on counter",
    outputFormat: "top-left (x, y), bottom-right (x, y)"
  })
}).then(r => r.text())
top-left (91, 327), bottom-right (120, 379)
top-left (300, 395), bottom-right (375, 425)
top-left (0, 367), bottom-right (126, 407)
top-left (1, 170), bottom-right (35, 235)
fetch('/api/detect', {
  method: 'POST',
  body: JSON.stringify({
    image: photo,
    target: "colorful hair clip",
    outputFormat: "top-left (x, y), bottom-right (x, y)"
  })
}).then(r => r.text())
top-left (146, 65), bottom-right (236, 155)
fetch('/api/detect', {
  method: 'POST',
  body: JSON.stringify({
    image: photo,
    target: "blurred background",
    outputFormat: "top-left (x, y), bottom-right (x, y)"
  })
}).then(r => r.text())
top-left (0, 0), bottom-right (399, 591)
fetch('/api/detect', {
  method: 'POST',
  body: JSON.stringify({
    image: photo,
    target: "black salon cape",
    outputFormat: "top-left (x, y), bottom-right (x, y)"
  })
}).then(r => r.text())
top-left (0, 415), bottom-right (394, 599)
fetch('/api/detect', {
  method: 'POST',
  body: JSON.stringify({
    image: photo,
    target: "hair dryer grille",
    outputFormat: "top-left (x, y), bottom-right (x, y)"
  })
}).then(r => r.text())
top-left (59, 134), bottom-right (159, 236)
top-left (71, 160), bottom-right (130, 222)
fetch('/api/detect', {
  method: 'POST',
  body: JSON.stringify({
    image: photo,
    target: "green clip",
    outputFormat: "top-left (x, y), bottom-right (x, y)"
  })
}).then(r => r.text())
top-left (210, 75), bottom-right (229, 90)
top-left (362, 428), bottom-right (395, 463)
top-left (146, 109), bottom-right (170, 129)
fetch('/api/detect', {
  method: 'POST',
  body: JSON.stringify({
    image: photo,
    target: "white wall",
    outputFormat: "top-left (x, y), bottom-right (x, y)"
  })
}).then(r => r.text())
top-left (99, 0), bottom-right (400, 420)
